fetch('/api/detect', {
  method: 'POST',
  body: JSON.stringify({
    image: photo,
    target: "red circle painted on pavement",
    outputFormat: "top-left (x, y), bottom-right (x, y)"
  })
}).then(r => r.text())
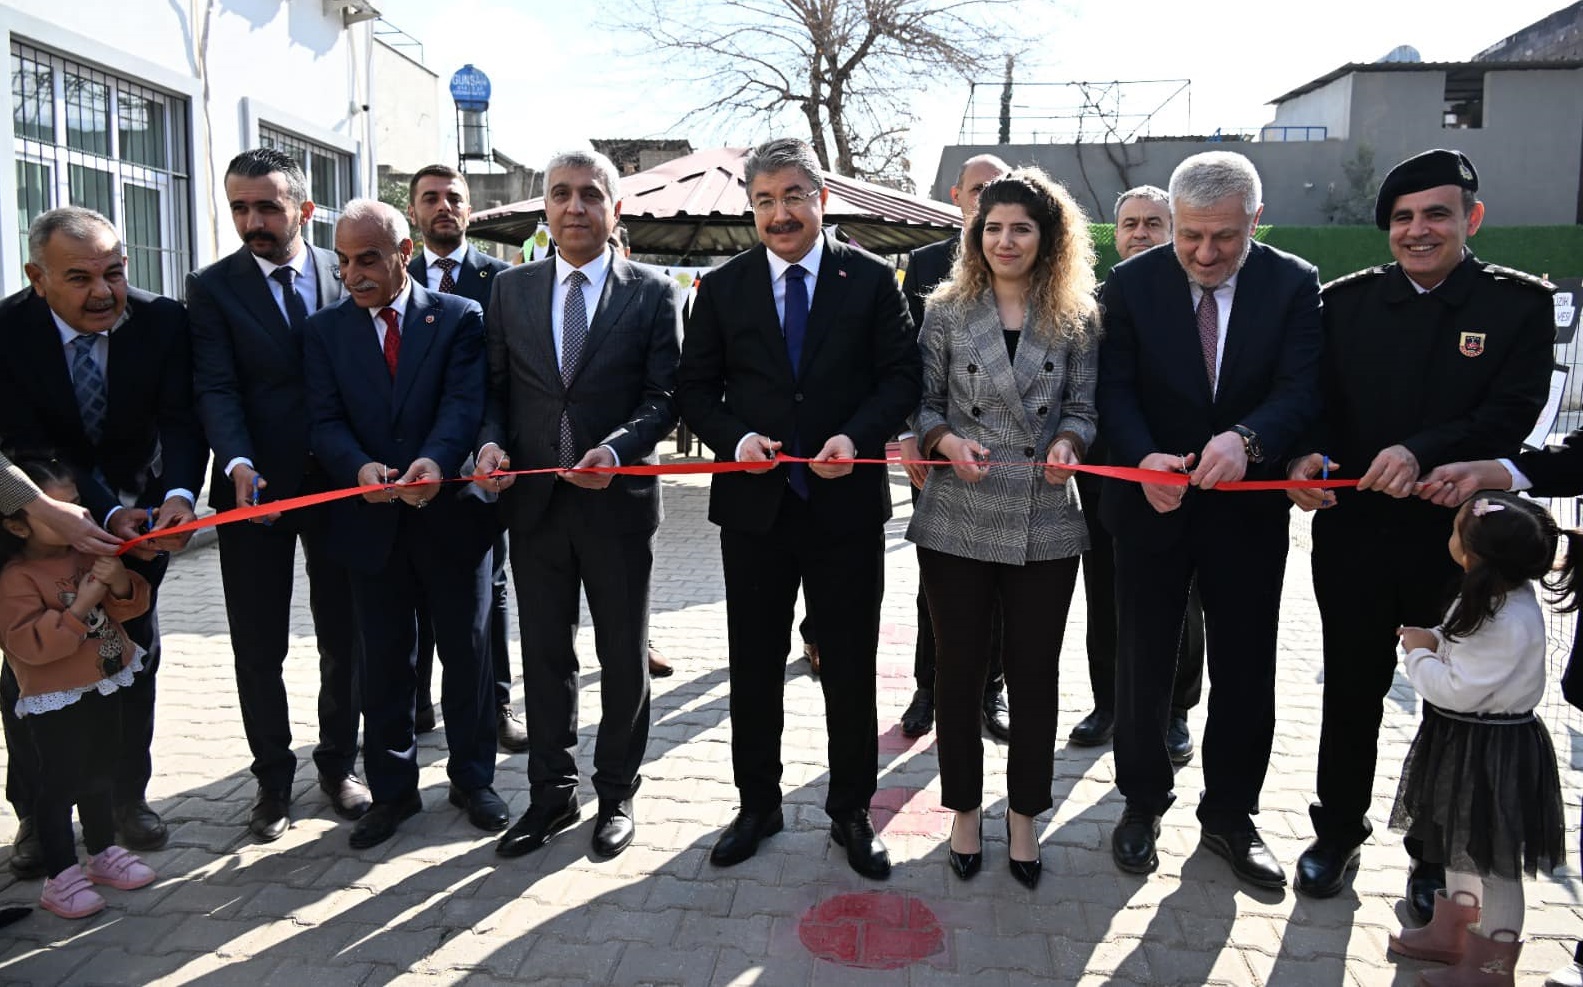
top-left (798, 892), bottom-right (945, 970)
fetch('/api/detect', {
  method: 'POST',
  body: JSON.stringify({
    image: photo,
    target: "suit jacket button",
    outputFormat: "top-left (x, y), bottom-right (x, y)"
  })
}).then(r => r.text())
top-left (970, 406), bottom-right (981, 417)
top-left (794, 392), bottom-right (804, 402)
top-left (1043, 361), bottom-right (1055, 372)
top-left (1023, 446), bottom-right (1036, 457)
top-left (966, 364), bottom-right (978, 373)
top-left (1037, 406), bottom-right (1048, 416)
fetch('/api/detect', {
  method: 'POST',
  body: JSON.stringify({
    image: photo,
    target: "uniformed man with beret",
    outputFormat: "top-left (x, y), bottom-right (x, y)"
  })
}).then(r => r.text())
top-left (1285, 149), bottom-right (1556, 919)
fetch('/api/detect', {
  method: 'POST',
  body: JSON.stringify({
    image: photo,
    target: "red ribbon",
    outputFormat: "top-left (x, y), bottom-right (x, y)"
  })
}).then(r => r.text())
top-left (118, 457), bottom-right (1357, 555)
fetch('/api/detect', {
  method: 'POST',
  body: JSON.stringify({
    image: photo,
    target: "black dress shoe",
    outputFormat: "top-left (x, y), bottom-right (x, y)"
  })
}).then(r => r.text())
top-left (349, 791), bottom-right (423, 849)
top-left (1166, 714), bottom-right (1194, 766)
top-left (448, 784), bottom-right (510, 832)
top-left (981, 690), bottom-right (1011, 742)
top-left (249, 787), bottom-right (291, 842)
top-left (496, 705), bottom-right (530, 754)
top-left (414, 703), bottom-right (437, 736)
top-left (114, 800), bottom-right (168, 851)
top-left (1006, 815), bottom-right (1042, 889)
top-left (592, 799), bottom-right (636, 858)
top-left (319, 773), bottom-right (373, 821)
top-left (647, 645), bottom-right (675, 678)
top-left (830, 810), bottom-right (891, 880)
top-left (710, 807), bottom-right (784, 866)
top-left (9, 817), bottom-right (44, 880)
top-left (1112, 807), bottom-right (1161, 874)
top-left (1201, 826), bottom-right (1287, 889)
top-left (1293, 838), bottom-right (1361, 898)
top-left (900, 689), bottom-right (935, 739)
top-left (1407, 859), bottom-right (1446, 924)
top-left (946, 814), bottom-right (982, 880)
top-left (1069, 708), bottom-right (1114, 747)
top-left (497, 800), bottom-right (580, 858)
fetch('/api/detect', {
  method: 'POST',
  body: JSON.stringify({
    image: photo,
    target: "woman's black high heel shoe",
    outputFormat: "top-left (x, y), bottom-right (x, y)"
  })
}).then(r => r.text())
top-left (1006, 815), bottom-right (1042, 889)
top-left (947, 814), bottom-right (982, 880)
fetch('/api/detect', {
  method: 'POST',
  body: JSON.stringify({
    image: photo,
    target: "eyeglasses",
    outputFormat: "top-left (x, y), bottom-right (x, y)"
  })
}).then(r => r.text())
top-left (751, 191), bottom-right (818, 214)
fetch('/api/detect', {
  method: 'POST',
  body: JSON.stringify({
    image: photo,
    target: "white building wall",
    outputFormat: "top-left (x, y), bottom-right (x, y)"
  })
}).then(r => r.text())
top-left (0, 0), bottom-right (377, 294)
top-left (1266, 74), bottom-right (1353, 140)
top-left (372, 39), bottom-right (445, 175)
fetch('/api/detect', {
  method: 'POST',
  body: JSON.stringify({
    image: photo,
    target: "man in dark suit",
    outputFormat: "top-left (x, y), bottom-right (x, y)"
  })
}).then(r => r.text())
top-left (401, 163), bottom-right (525, 754)
top-left (1286, 150), bottom-right (1553, 917)
top-left (0, 206), bottom-right (207, 853)
top-left (896, 153), bottom-right (1011, 742)
top-left (1071, 185), bottom-right (1205, 763)
top-left (189, 149), bottom-right (369, 843)
top-left (475, 150), bottom-right (681, 861)
top-left (677, 137), bottom-right (922, 880)
top-left (1098, 152), bottom-right (1322, 889)
top-left (302, 199), bottom-right (505, 849)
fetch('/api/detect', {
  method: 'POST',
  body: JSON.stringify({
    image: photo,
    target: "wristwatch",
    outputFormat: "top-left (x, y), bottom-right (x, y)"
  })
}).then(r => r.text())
top-left (1231, 425), bottom-right (1264, 464)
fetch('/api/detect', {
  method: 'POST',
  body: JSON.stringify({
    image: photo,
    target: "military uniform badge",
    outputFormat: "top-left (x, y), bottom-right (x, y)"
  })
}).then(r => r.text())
top-left (1458, 331), bottom-right (1486, 357)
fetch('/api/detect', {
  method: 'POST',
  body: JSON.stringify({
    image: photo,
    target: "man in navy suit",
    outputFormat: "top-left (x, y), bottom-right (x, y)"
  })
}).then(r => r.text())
top-left (302, 199), bottom-right (505, 849)
top-left (0, 206), bottom-right (207, 856)
top-left (677, 138), bottom-right (921, 880)
top-left (1098, 152), bottom-right (1322, 889)
top-left (189, 149), bottom-right (369, 843)
top-left (401, 163), bottom-right (525, 754)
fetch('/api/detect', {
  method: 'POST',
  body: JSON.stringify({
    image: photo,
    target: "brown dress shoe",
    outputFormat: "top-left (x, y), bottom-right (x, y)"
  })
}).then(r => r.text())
top-left (647, 645), bottom-right (674, 678)
top-left (804, 642), bottom-right (821, 676)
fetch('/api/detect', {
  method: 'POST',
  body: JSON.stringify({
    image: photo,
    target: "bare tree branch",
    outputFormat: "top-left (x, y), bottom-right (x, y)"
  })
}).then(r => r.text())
top-left (619, 0), bottom-right (1023, 183)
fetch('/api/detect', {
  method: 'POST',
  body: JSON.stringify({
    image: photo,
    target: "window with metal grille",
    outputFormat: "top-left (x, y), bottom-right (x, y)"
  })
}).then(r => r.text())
top-left (10, 40), bottom-right (192, 296)
top-left (258, 124), bottom-right (353, 250)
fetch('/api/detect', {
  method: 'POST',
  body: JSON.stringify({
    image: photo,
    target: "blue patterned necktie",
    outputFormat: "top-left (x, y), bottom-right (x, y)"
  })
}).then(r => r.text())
top-left (783, 265), bottom-right (810, 499)
top-left (559, 270), bottom-right (590, 468)
top-left (71, 333), bottom-right (108, 444)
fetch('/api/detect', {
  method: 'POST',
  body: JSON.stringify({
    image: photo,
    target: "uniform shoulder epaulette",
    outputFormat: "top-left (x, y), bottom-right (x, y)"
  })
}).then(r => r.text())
top-left (1320, 265), bottom-right (1389, 293)
top-left (1478, 263), bottom-right (1555, 293)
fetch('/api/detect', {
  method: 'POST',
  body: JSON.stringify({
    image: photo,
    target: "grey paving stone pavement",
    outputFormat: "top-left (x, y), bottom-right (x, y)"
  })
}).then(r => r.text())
top-left (0, 453), bottom-right (1579, 985)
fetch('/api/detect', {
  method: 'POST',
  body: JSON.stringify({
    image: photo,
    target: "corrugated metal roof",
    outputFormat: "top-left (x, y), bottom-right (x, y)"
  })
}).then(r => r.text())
top-left (468, 146), bottom-right (961, 258)
top-left (1268, 58), bottom-right (1583, 105)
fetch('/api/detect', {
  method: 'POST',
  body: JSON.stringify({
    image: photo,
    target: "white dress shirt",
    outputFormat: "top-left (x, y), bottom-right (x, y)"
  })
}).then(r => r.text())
top-left (736, 238), bottom-right (825, 461)
top-left (369, 280), bottom-right (413, 349)
top-left (551, 247), bottom-right (612, 371)
top-left (250, 246), bottom-right (320, 322)
top-left (422, 244), bottom-right (469, 292)
top-left (1187, 273), bottom-right (1237, 398)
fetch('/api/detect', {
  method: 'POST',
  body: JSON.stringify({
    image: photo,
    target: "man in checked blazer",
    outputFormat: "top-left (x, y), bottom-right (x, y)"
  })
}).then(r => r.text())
top-left (474, 150), bottom-right (681, 861)
top-left (676, 137), bottom-right (921, 880)
top-left (1098, 151), bottom-right (1322, 890)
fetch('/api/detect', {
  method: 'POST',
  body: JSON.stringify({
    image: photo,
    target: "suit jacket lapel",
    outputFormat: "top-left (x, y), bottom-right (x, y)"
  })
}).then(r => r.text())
top-left (405, 255), bottom-right (427, 292)
top-left (392, 284), bottom-right (439, 415)
top-left (24, 294), bottom-right (83, 441)
top-left (1216, 243), bottom-right (1264, 396)
top-left (1158, 262), bottom-right (1212, 405)
top-left (311, 246), bottom-right (344, 308)
top-left (801, 238), bottom-right (848, 378)
top-left (749, 246), bottom-right (794, 381)
top-left (526, 263), bottom-right (563, 389)
top-left (573, 257), bottom-right (639, 385)
top-left (340, 298), bottom-right (394, 403)
top-left (227, 248), bottom-right (295, 355)
top-left (964, 296), bottom-right (1028, 423)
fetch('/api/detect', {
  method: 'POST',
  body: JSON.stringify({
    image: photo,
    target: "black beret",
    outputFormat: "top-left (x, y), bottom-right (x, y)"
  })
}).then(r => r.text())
top-left (1374, 149), bottom-right (1478, 229)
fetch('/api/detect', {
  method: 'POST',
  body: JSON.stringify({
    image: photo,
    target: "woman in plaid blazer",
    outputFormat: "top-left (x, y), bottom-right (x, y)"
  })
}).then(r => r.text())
top-left (907, 169), bottom-right (1099, 889)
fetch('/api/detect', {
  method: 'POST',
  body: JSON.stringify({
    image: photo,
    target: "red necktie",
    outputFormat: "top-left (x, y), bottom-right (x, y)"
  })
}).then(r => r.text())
top-left (1196, 289), bottom-right (1219, 393)
top-left (436, 257), bottom-right (458, 293)
top-left (379, 307), bottom-right (400, 378)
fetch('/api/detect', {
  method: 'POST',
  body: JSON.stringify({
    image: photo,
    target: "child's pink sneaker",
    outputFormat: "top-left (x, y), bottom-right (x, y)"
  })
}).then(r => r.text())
top-left (85, 845), bottom-right (156, 890)
top-left (40, 865), bottom-right (105, 918)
